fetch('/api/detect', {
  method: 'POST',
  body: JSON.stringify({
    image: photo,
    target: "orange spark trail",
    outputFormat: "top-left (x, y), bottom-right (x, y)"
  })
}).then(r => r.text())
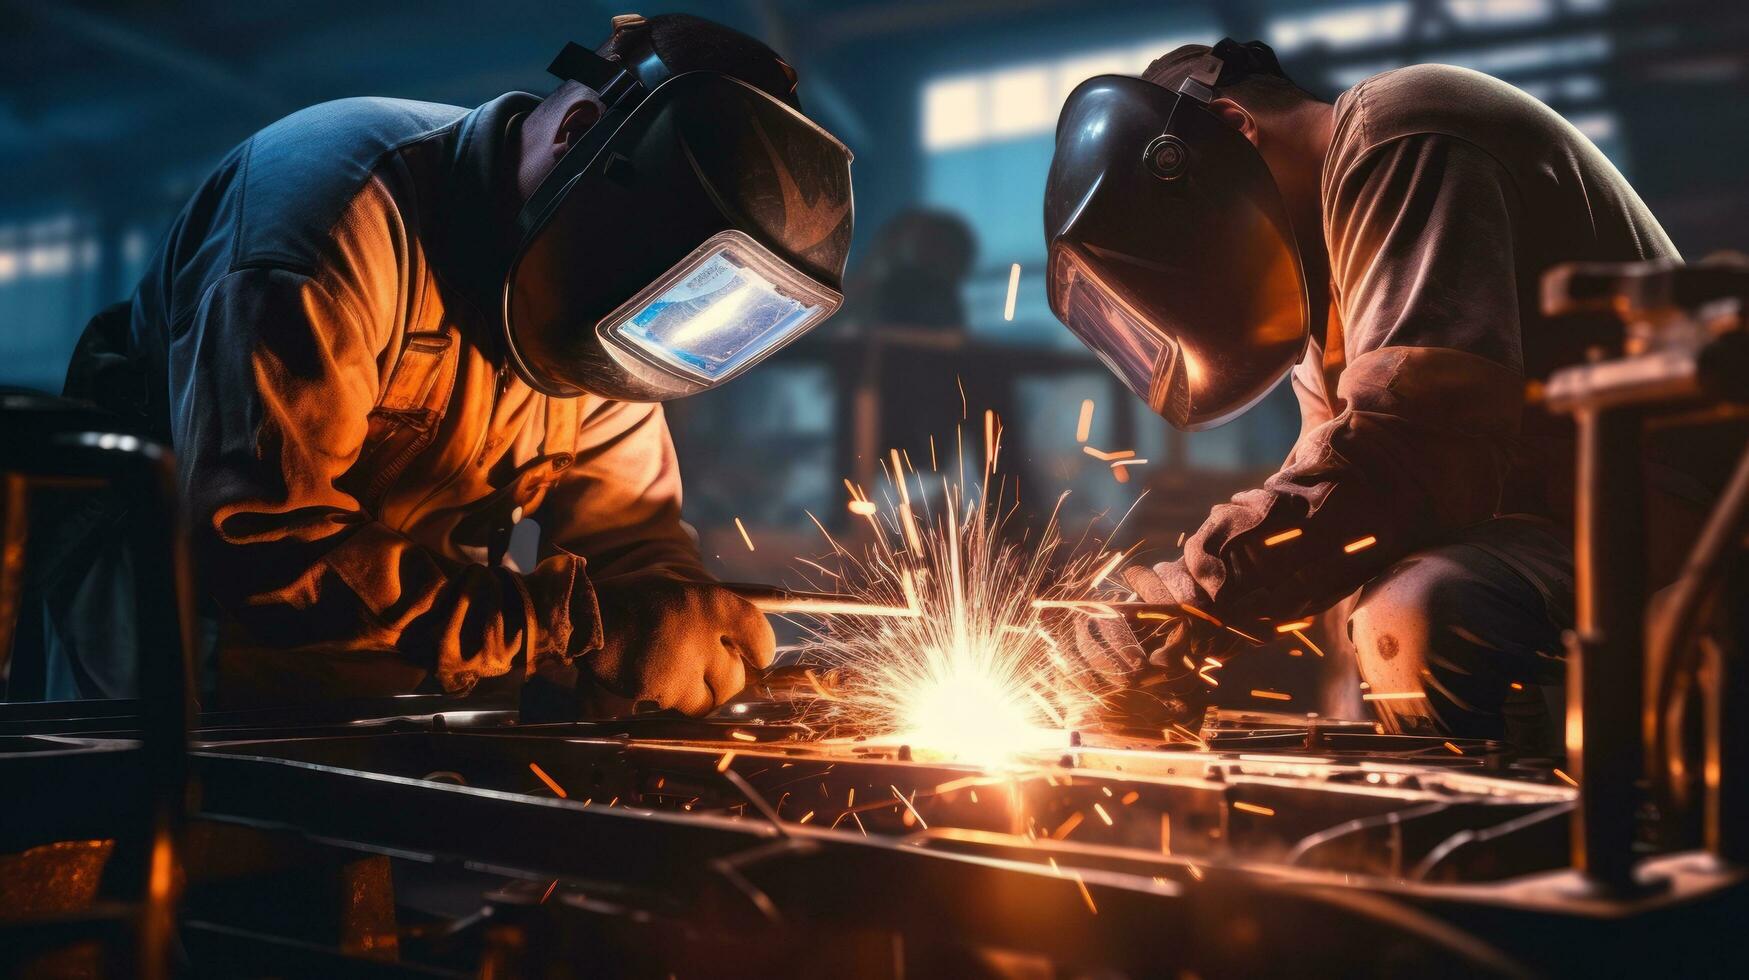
top-left (529, 762), bottom-right (567, 799)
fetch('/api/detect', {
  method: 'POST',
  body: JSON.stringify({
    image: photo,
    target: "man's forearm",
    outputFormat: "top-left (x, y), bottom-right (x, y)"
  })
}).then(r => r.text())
top-left (1166, 346), bottom-right (1523, 626)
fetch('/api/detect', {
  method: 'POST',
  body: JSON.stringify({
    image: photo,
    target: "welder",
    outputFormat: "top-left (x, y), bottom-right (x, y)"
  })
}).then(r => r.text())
top-left (1046, 40), bottom-right (1727, 748)
top-left (52, 13), bottom-right (854, 714)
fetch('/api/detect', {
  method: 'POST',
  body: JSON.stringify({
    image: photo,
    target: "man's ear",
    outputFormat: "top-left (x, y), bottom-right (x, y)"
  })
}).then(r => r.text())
top-left (552, 96), bottom-right (605, 160)
top-left (1209, 97), bottom-right (1259, 146)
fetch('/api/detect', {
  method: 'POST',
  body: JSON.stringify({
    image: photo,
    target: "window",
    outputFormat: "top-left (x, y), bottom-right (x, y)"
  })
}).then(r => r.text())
top-left (1268, 2), bottom-right (1414, 53)
top-left (0, 213), bottom-right (112, 391)
top-left (922, 36), bottom-right (1200, 343)
top-left (921, 37), bottom-right (1198, 151)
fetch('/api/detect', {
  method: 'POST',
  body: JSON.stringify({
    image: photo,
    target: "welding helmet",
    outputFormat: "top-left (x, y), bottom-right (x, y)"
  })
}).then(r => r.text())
top-left (1043, 41), bottom-right (1309, 429)
top-left (504, 17), bottom-right (855, 400)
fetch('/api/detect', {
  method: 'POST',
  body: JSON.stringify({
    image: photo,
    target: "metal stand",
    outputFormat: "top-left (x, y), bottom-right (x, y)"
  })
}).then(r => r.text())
top-left (1566, 406), bottom-right (1646, 891)
top-left (1543, 256), bottom-right (1749, 892)
top-left (0, 391), bottom-right (196, 980)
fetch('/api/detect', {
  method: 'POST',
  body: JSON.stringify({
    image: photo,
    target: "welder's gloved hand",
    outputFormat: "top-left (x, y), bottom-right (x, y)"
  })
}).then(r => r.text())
top-left (1044, 597), bottom-right (1187, 736)
top-left (1121, 562), bottom-right (1240, 666)
top-left (582, 575), bottom-right (776, 718)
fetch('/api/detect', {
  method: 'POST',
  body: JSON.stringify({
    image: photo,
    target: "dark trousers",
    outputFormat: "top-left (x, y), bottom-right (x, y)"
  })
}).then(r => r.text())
top-left (1342, 516), bottom-right (1573, 752)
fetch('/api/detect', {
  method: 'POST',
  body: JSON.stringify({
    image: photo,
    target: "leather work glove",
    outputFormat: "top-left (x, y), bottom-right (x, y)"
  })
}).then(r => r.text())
top-left (581, 574), bottom-right (776, 718)
top-left (1045, 563), bottom-right (1240, 735)
top-left (1120, 562), bottom-right (1243, 667)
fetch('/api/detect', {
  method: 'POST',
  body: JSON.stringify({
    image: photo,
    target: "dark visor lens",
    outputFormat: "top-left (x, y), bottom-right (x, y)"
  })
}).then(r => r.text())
top-left (1050, 246), bottom-right (1172, 408)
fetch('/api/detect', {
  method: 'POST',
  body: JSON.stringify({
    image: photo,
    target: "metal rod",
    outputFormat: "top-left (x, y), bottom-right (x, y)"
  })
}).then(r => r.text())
top-left (1708, 562), bottom-right (1748, 865)
top-left (1567, 406), bottom-right (1646, 892)
top-left (721, 582), bottom-right (920, 618)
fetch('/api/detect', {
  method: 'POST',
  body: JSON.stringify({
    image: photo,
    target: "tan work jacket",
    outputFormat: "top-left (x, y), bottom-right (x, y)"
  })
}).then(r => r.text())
top-left (62, 92), bottom-right (703, 706)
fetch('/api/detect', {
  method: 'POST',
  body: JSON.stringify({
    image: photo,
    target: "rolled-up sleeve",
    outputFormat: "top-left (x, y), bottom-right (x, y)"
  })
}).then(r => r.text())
top-left (175, 267), bottom-right (587, 695)
top-left (1161, 134), bottom-right (1527, 625)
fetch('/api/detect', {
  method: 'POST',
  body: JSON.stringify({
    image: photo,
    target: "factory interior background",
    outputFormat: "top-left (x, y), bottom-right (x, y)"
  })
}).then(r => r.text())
top-left (2, 0), bottom-right (1744, 704)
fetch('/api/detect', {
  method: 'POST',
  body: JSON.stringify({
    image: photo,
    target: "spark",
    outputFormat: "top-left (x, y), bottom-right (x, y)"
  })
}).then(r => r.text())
top-left (1274, 618), bottom-right (1315, 633)
top-left (1233, 801), bottom-right (1276, 816)
top-left (1093, 802), bottom-right (1113, 825)
top-left (1344, 535), bottom-right (1378, 554)
top-left (540, 880), bottom-right (559, 904)
top-left (852, 812), bottom-right (868, 835)
top-left (849, 499), bottom-right (878, 516)
top-left (1004, 263), bottom-right (1021, 321)
top-left (1076, 399), bottom-right (1095, 443)
top-left (1176, 530), bottom-right (1187, 548)
top-left (799, 811), bottom-right (816, 824)
top-left (1161, 813), bottom-right (1171, 854)
top-left (1054, 811), bottom-right (1085, 839)
top-left (1032, 598), bottom-right (1120, 618)
top-left (1090, 552), bottom-right (1126, 589)
top-left (1223, 625), bottom-right (1265, 645)
top-left (1082, 446), bottom-right (1136, 462)
top-left (1292, 629), bottom-right (1326, 657)
top-left (931, 774), bottom-right (991, 795)
top-left (1180, 604), bottom-right (1223, 627)
top-left (1121, 791), bottom-right (1140, 805)
top-left (1509, 681), bottom-right (1525, 691)
top-left (985, 410), bottom-right (998, 472)
top-left (1197, 659), bottom-right (1223, 686)
top-left (735, 517), bottom-right (756, 552)
top-left (529, 762), bottom-right (567, 799)
top-left (891, 786), bottom-right (929, 828)
top-left (891, 448), bottom-right (925, 556)
top-left (730, 730), bottom-right (758, 742)
top-left (1554, 768), bottom-right (1578, 787)
top-left (1362, 691), bottom-right (1427, 701)
top-left (1072, 872), bottom-right (1098, 914)
top-left (786, 431), bottom-right (1105, 764)
top-left (1443, 741), bottom-right (1465, 755)
top-left (1251, 690), bottom-right (1292, 702)
top-left (1288, 649), bottom-right (1303, 657)
top-left (1110, 458), bottom-right (1150, 468)
top-left (1112, 465), bottom-right (1130, 484)
top-left (716, 752), bottom-right (737, 772)
top-left (1264, 528), bottom-right (1303, 546)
